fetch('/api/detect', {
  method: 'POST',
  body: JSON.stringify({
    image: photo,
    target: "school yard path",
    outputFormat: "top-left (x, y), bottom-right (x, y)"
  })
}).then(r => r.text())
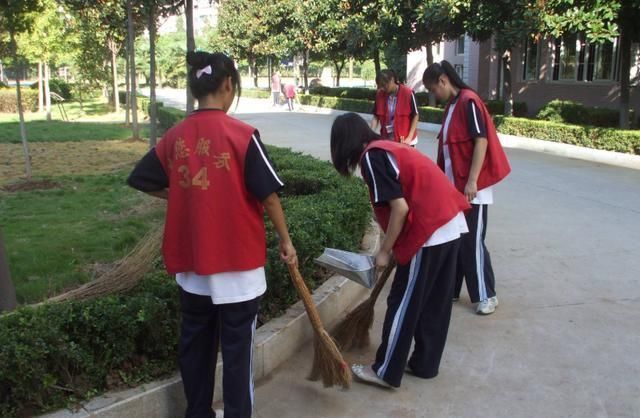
top-left (157, 89), bottom-right (640, 418)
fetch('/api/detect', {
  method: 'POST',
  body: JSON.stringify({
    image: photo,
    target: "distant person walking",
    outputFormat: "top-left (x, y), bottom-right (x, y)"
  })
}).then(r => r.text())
top-left (271, 71), bottom-right (281, 106)
top-left (284, 82), bottom-right (296, 111)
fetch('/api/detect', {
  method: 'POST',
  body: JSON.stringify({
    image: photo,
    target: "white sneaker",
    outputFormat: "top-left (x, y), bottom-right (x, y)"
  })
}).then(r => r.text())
top-left (351, 364), bottom-right (393, 389)
top-left (476, 297), bottom-right (498, 315)
top-left (214, 409), bottom-right (224, 418)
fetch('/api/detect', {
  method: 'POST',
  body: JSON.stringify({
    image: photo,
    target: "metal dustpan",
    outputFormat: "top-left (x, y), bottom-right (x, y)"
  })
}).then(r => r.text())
top-left (315, 248), bottom-right (376, 288)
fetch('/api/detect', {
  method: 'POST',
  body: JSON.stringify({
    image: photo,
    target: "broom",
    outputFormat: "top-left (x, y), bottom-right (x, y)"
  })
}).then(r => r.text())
top-left (332, 260), bottom-right (397, 351)
top-left (46, 223), bottom-right (163, 303)
top-left (287, 264), bottom-right (352, 388)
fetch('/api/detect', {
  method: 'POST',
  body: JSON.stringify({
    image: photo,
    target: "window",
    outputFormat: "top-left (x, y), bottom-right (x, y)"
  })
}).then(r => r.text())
top-left (454, 64), bottom-right (464, 79)
top-left (552, 34), bottom-right (618, 82)
top-left (456, 36), bottom-right (465, 55)
top-left (522, 39), bottom-right (539, 80)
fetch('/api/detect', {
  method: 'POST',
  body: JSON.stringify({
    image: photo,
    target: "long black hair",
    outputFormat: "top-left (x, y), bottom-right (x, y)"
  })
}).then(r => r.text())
top-left (330, 113), bottom-right (381, 177)
top-left (186, 51), bottom-right (241, 101)
top-left (422, 60), bottom-right (472, 91)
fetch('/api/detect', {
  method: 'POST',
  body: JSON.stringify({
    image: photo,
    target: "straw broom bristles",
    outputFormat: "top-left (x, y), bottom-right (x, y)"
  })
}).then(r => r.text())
top-left (287, 264), bottom-right (352, 388)
top-left (332, 260), bottom-right (397, 351)
top-left (46, 223), bottom-right (164, 304)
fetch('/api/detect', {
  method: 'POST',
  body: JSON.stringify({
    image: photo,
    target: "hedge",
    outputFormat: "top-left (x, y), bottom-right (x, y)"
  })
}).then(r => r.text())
top-left (485, 100), bottom-right (528, 117)
top-left (0, 89), bottom-right (38, 113)
top-left (308, 86), bottom-right (377, 101)
top-left (30, 79), bottom-right (73, 101)
top-left (298, 94), bottom-right (374, 113)
top-left (536, 99), bottom-right (635, 129)
top-left (494, 116), bottom-right (640, 155)
top-left (0, 146), bottom-right (371, 418)
top-left (241, 88), bottom-right (271, 99)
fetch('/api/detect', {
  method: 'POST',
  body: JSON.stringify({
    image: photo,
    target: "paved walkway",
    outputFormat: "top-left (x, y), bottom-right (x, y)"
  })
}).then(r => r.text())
top-left (158, 90), bottom-right (640, 418)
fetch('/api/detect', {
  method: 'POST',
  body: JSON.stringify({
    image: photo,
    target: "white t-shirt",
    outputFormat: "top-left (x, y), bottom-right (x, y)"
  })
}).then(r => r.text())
top-left (442, 101), bottom-right (493, 205)
top-left (176, 268), bottom-right (267, 305)
top-left (424, 211), bottom-right (469, 247)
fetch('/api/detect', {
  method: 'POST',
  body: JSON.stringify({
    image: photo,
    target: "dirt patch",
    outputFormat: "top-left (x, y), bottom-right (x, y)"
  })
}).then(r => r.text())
top-left (1, 179), bottom-right (61, 192)
top-left (0, 140), bottom-right (148, 184)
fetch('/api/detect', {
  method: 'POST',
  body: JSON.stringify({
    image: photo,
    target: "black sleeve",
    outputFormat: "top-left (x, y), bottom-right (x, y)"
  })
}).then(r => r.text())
top-left (245, 130), bottom-right (284, 201)
top-left (127, 148), bottom-right (169, 192)
top-left (467, 99), bottom-right (487, 138)
top-left (409, 92), bottom-right (418, 118)
top-left (361, 149), bottom-right (403, 205)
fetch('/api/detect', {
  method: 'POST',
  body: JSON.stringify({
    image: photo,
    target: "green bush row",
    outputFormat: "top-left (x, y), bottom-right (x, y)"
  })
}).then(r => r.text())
top-left (536, 99), bottom-right (635, 128)
top-left (241, 88), bottom-right (272, 99)
top-left (485, 100), bottom-right (528, 117)
top-left (298, 94), bottom-right (373, 113)
top-left (308, 86), bottom-right (377, 101)
top-left (30, 79), bottom-right (73, 101)
top-left (494, 116), bottom-right (640, 155)
top-left (0, 145), bottom-right (371, 417)
top-left (0, 89), bottom-right (38, 113)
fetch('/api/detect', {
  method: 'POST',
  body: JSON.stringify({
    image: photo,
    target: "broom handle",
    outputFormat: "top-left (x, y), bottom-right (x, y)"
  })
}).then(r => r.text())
top-left (368, 260), bottom-right (397, 302)
top-left (287, 264), bottom-right (327, 333)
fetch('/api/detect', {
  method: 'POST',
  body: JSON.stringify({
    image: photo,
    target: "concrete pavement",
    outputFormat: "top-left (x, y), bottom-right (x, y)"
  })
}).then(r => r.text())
top-left (158, 90), bottom-right (640, 418)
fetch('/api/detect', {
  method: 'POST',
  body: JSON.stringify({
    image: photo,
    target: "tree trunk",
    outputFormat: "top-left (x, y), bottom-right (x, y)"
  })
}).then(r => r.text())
top-left (334, 59), bottom-right (345, 87)
top-left (618, 24), bottom-right (631, 129)
top-left (38, 61), bottom-right (44, 112)
top-left (125, 38), bottom-right (131, 125)
top-left (149, 8), bottom-right (158, 147)
top-left (0, 228), bottom-right (17, 313)
top-left (502, 48), bottom-right (513, 116)
top-left (373, 49), bottom-right (381, 76)
top-left (44, 63), bottom-right (52, 121)
top-left (11, 34), bottom-right (32, 180)
top-left (425, 43), bottom-right (436, 106)
top-left (250, 56), bottom-right (259, 88)
top-left (302, 49), bottom-right (309, 93)
top-left (185, 0), bottom-right (196, 113)
top-left (109, 39), bottom-right (120, 114)
top-left (127, 0), bottom-right (140, 139)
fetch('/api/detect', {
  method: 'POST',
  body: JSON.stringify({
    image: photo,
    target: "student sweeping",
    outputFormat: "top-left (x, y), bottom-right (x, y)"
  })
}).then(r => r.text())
top-left (422, 60), bottom-right (511, 315)
top-left (330, 112), bottom-right (470, 389)
top-left (127, 51), bottom-right (297, 418)
top-left (371, 69), bottom-right (420, 146)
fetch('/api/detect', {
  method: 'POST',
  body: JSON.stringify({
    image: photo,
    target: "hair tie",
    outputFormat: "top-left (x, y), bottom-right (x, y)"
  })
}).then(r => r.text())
top-left (196, 65), bottom-right (213, 79)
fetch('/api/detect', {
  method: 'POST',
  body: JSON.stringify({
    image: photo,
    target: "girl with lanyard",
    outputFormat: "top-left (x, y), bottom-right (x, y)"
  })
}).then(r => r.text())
top-left (128, 51), bottom-right (297, 418)
top-left (371, 69), bottom-right (420, 147)
top-left (422, 60), bottom-right (511, 315)
top-left (331, 112), bottom-right (470, 389)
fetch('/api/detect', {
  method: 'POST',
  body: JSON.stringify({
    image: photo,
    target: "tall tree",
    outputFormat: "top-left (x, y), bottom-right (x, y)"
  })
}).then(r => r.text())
top-left (127, 0), bottom-right (140, 139)
top-left (185, 0), bottom-right (195, 112)
top-left (543, 0), bottom-right (639, 128)
top-left (0, 228), bottom-right (17, 312)
top-left (0, 0), bottom-right (45, 179)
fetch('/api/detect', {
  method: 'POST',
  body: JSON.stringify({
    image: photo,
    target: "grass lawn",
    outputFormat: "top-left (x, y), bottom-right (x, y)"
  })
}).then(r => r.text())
top-left (0, 98), bottom-right (149, 143)
top-left (0, 171), bottom-right (165, 304)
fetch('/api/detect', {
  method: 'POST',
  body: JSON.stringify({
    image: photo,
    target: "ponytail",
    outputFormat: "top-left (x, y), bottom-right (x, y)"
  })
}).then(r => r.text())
top-left (422, 60), bottom-right (471, 91)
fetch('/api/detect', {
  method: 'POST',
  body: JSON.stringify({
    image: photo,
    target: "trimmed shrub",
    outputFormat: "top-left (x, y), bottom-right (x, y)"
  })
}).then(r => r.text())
top-left (485, 100), bottom-right (528, 117)
top-left (0, 89), bottom-right (38, 112)
top-left (30, 79), bottom-right (73, 101)
top-left (0, 81), bottom-right (9, 89)
top-left (298, 94), bottom-right (373, 113)
top-left (0, 146), bottom-right (371, 417)
top-left (536, 99), bottom-right (632, 128)
top-left (494, 116), bottom-right (640, 155)
top-left (308, 86), bottom-right (377, 101)
top-left (240, 88), bottom-right (271, 100)
top-left (417, 106), bottom-right (445, 124)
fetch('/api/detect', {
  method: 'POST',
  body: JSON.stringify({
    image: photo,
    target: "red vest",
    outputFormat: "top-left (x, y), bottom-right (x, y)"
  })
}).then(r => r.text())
top-left (437, 89), bottom-right (511, 192)
top-left (154, 110), bottom-right (267, 275)
top-left (361, 141), bottom-right (470, 265)
top-left (375, 84), bottom-right (418, 143)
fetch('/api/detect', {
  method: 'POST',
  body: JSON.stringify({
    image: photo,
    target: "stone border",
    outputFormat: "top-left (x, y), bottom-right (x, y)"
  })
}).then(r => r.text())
top-left (40, 222), bottom-right (380, 418)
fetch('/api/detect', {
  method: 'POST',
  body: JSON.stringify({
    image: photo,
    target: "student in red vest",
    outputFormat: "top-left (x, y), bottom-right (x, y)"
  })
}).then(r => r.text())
top-left (128, 51), bottom-right (297, 418)
top-left (330, 112), bottom-right (470, 389)
top-left (422, 60), bottom-right (511, 315)
top-left (371, 69), bottom-right (420, 146)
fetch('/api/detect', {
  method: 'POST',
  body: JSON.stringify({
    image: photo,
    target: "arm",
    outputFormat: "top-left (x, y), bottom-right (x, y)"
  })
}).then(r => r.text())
top-left (371, 115), bottom-right (380, 131)
top-left (464, 137), bottom-right (488, 201)
top-left (263, 192), bottom-right (298, 266)
top-left (376, 197), bottom-right (409, 268)
top-left (402, 113), bottom-right (419, 144)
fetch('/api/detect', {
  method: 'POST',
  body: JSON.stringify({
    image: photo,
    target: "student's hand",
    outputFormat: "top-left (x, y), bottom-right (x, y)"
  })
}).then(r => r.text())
top-left (464, 180), bottom-right (478, 202)
top-left (279, 239), bottom-right (298, 267)
top-left (399, 135), bottom-right (406, 144)
top-left (375, 250), bottom-right (392, 270)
